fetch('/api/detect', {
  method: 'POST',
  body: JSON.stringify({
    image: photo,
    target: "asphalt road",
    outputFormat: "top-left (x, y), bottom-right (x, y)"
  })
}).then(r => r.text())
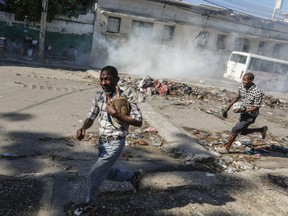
top-left (0, 60), bottom-right (288, 216)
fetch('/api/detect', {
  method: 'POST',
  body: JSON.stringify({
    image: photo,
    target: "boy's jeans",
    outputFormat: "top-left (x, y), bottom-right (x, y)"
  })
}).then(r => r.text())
top-left (86, 138), bottom-right (134, 204)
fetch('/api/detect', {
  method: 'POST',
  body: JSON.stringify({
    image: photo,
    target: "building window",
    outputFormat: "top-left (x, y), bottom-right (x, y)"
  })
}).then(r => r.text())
top-left (197, 32), bottom-right (209, 47)
top-left (243, 39), bottom-right (250, 52)
top-left (234, 37), bottom-right (243, 51)
top-left (162, 25), bottom-right (174, 41)
top-left (216, 34), bottom-right (227, 49)
top-left (131, 20), bottom-right (153, 36)
top-left (107, 17), bottom-right (121, 33)
top-left (257, 41), bottom-right (265, 55)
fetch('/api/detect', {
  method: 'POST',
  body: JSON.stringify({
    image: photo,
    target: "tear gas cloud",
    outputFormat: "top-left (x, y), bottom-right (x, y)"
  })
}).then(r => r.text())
top-left (105, 30), bottom-right (224, 81)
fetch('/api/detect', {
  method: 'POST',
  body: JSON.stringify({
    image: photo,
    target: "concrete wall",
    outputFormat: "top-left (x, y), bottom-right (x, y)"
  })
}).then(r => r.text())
top-left (0, 11), bottom-right (93, 62)
top-left (47, 13), bottom-right (94, 34)
top-left (0, 11), bottom-right (95, 35)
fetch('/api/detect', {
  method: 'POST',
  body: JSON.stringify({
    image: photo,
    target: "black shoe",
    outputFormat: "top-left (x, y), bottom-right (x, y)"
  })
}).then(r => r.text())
top-left (262, 126), bottom-right (268, 139)
top-left (72, 202), bottom-right (97, 216)
top-left (130, 170), bottom-right (144, 192)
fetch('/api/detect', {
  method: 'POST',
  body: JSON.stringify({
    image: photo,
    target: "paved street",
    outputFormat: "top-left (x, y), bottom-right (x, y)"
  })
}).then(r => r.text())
top-left (0, 59), bottom-right (288, 216)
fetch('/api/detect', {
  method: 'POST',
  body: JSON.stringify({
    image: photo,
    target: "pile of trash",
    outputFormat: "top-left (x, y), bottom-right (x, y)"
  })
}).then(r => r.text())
top-left (118, 74), bottom-right (288, 110)
top-left (93, 74), bottom-right (288, 173)
top-left (187, 128), bottom-right (288, 173)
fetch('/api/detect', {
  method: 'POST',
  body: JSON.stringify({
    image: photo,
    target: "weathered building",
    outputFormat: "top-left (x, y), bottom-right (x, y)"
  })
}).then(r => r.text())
top-left (92, 0), bottom-right (288, 68)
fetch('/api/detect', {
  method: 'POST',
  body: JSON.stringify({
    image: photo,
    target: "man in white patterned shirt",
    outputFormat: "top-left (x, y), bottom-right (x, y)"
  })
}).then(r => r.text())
top-left (71, 66), bottom-right (143, 215)
top-left (219, 72), bottom-right (268, 154)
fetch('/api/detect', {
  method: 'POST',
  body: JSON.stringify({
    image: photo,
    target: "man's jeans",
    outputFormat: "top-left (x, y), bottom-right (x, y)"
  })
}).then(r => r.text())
top-left (85, 138), bottom-right (134, 204)
top-left (231, 113), bottom-right (257, 137)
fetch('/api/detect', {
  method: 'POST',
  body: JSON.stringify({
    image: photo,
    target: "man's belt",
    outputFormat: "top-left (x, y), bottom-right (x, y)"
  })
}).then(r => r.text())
top-left (100, 136), bottom-right (124, 142)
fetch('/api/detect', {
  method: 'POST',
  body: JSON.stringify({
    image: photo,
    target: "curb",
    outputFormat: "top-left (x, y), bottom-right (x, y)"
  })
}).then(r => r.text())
top-left (38, 177), bottom-right (54, 216)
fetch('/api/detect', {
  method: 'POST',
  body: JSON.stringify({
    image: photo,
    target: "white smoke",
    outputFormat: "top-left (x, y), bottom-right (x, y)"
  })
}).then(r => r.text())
top-left (105, 30), bottom-right (223, 81)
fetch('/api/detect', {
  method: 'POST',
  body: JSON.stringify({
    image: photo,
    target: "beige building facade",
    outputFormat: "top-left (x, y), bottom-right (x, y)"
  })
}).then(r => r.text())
top-left (1, 0), bottom-right (288, 70)
top-left (90, 0), bottom-right (288, 68)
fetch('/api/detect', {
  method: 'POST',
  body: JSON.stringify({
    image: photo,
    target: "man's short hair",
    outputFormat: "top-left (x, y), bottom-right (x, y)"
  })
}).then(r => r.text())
top-left (101, 66), bottom-right (118, 77)
top-left (244, 72), bottom-right (254, 81)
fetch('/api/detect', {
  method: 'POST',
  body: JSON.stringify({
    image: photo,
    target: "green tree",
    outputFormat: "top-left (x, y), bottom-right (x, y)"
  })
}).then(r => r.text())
top-left (1, 0), bottom-right (94, 22)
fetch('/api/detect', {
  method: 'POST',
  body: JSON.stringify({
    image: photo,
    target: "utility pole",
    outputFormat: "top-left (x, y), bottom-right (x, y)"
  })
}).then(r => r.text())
top-left (272, 0), bottom-right (282, 21)
top-left (38, 0), bottom-right (48, 62)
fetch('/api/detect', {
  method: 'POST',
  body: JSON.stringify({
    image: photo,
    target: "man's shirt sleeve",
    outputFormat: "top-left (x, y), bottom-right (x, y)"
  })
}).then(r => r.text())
top-left (236, 86), bottom-right (242, 100)
top-left (253, 90), bottom-right (263, 107)
top-left (87, 92), bottom-right (101, 120)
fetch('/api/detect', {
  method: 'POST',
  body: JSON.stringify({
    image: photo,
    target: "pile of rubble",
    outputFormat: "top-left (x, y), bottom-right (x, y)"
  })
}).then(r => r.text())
top-left (188, 128), bottom-right (288, 173)
top-left (94, 74), bottom-right (288, 173)
top-left (118, 74), bottom-right (288, 109)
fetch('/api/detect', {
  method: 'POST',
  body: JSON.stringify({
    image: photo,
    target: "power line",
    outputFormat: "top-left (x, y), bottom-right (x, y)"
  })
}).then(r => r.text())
top-left (203, 0), bottom-right (270, 17)
top-left (222, 0), bottom-right (285, 19)
top-left (151, 1), bottom-right (288, 36)
top-left (220, 0), bottom-right (272, 13)
top-left (202, 0), bottom-right (284, 19)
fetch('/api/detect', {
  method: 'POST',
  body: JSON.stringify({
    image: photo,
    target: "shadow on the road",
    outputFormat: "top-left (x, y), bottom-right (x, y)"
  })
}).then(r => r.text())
top-left (1, 130), bottom-right (97, 167)
top-left (0, 129), bottom-right (97, 216)
top-left (92, 172), bottom-right (255, 215)
top-left (0, 112), bottom-right (34, 121)
top-left (0, 128), bottom-right (258, 215)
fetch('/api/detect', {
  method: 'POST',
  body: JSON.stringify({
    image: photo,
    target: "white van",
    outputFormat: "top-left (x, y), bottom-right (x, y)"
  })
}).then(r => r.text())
top-left (224, 51), bottom-right (288, 92)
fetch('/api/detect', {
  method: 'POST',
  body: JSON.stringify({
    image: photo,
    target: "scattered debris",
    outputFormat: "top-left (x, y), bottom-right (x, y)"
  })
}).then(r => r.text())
top-left (88, 74), bottom-right (288, 173)
top-left (149, 136), bottom-right (163, 147)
